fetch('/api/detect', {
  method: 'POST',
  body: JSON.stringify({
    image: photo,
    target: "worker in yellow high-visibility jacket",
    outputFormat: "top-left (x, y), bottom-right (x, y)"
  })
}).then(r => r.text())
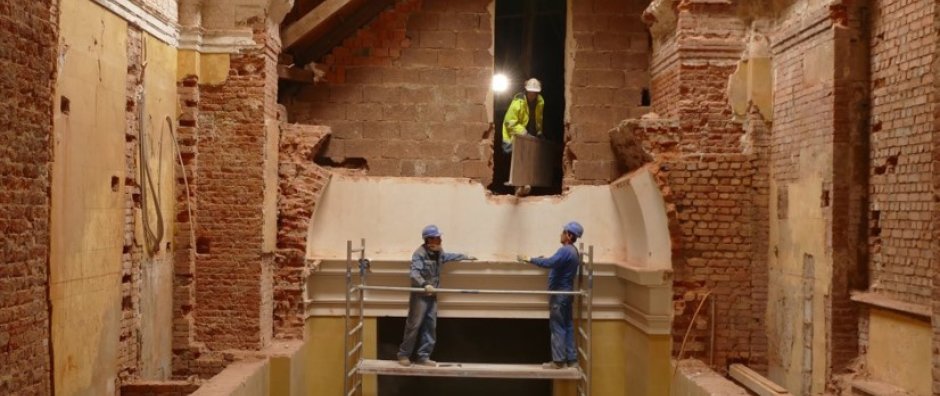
top-left (501, 78), bottom-right (544, 154)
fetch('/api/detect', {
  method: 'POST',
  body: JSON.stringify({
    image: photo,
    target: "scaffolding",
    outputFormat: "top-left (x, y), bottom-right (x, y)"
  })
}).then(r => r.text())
top-left (342, 239), bottom-right (595, 396)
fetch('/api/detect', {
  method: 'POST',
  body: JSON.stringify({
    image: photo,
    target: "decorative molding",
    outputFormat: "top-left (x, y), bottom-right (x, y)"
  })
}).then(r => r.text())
top-left (90, 0), bottom-right (179, 46)
top-left (178, 27), bottom-right (258, 53)
top-left (622, 302), bottom-right (672, 335)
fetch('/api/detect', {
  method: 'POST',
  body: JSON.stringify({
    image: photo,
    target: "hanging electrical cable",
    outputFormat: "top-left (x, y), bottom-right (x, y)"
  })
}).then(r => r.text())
top-left (138, 54), bottom-right (165, 257)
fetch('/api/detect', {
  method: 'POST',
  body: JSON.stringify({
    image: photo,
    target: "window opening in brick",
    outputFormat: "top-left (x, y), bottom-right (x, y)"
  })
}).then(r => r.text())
top-left (377, 317), bottom-right (551, 395)
top-left (489, 0), bottom-right (566, 196)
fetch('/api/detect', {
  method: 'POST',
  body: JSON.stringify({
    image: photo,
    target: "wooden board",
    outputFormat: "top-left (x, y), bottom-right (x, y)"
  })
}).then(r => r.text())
top-left (508, 135), bottom-right (560, 187)
top-left (357, 359), bottom-right (581, 380)
top-left (728, 364), bottom-right (791, 396)
top-left (282, 0), bottom-right (361, 49)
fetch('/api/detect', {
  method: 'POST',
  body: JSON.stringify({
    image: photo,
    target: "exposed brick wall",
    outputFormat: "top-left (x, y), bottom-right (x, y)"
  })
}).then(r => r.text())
top-left (274, 123), bottom-right (332, 339)
top-left (287, 0), bottom-right (493, 182)
top-left (868, 0), bottom-right (936, 306)
top-left (663, 153), bottom-right (766, 370)
top-left (829, 0), bottom-right (870, 375)
top-left (609, 109), bottom-right (770, 372)
top-left (671, 3), bottom-right (746, 155)
top-left (120, 26), bottom-right (145, 384)
top-left (193, 39), bottom-right (277, 351)
top-left (0, 0), bottom-right (57, 394)
top-left (934, 2), bottom-right (940, 394)
top-left (649, 35), bottom-right (678, 118)
top-left (642, 0), bottom-right (767, 373)
top-left (565, 0), bottom-right (651, 186)
top-left (172, 73), bottom-right (200, 378)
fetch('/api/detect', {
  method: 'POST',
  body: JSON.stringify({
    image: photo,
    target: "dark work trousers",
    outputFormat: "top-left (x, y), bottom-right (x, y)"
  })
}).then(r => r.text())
top-left (397, 293), bottom-right (438, 361)
top-left (549, 294), bottom-right (577, 363)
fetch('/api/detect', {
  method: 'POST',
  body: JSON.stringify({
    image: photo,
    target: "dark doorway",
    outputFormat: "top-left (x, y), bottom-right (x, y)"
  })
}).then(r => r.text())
top-left (377, 317), bottom-right (553, 396)
top-left (489, 0), bottom-right (567, 196)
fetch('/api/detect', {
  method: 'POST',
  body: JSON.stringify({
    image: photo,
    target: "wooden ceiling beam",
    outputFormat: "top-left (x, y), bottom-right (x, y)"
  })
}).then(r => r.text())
top-left (282, 0), bottom-right (357, 49)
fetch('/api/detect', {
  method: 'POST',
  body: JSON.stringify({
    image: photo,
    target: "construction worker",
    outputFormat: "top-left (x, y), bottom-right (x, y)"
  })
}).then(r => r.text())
top-left (502, 77), bottom-right (544, 153)
top-left (501, 78), bottom-right (544, 196)
top-left (397, 225), bottom-right (477, 367)
top-left (517, 221), bottom-right (583, 369)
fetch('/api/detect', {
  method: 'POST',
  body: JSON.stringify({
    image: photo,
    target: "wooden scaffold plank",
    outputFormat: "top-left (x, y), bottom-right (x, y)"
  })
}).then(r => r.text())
top-left (357, 359), bottom-right (581, 380)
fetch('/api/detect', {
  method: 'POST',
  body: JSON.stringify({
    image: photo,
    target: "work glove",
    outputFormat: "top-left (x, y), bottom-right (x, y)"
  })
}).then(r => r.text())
top-left (424, 285), bottom-right (435, 294)
top-left (465, 256), bottom-right (478, 261)
top-left (516, 254), bottom-right (530, 263)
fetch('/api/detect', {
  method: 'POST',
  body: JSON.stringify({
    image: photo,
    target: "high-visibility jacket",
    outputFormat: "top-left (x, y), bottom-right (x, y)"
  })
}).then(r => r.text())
top-left (501, 92), bottom-right (544, 145)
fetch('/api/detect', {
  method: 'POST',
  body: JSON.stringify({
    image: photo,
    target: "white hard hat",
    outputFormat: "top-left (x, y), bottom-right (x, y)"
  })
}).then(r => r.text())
top-left (524, 78), bottom-right (541, 92)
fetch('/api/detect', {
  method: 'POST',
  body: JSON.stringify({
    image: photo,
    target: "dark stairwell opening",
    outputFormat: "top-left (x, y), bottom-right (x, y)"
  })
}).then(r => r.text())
top-left (378, 317), bottom-right (552, 396)
top-left (489, 0), bottom-right (567, 196)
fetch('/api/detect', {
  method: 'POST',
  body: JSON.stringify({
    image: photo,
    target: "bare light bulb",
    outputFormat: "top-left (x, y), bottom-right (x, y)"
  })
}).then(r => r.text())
top-left (491, 74), bottom-right (510, 93)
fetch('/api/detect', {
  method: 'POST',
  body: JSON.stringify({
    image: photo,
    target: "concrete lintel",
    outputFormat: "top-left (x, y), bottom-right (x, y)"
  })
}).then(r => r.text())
top-left (850, 291), bottom-right (931, 319)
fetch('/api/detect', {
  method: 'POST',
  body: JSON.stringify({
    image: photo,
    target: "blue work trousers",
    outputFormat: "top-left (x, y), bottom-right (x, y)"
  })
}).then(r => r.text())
top-left (549, 294), bottom-right (577, 363)
top-left (397, 294), bottom-right (437, 361)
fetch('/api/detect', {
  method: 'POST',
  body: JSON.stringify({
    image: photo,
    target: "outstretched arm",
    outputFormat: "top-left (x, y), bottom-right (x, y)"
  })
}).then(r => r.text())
top-left (529, 247), bottom-right (571, 269)
top-left (442, 252), bottom-right (476, 262)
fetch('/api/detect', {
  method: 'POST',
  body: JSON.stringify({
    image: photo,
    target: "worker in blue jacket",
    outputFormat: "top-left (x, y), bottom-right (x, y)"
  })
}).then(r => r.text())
top-left (518, 221), bottom-right (584, 369)
top-left (397, 225), bottom-right (476, 367)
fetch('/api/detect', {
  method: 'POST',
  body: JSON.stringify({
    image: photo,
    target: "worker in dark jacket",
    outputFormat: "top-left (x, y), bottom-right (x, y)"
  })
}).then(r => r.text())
top-left (397, 225), bottom-right (476, 367)
top-left (518, 221), bottom-right (583, 369)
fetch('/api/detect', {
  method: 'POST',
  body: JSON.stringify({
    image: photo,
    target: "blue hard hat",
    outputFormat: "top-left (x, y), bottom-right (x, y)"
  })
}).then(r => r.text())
top-left (563, 221), bottom-right (584, 238)
top-left (422, 225), bottom-right (442, 239)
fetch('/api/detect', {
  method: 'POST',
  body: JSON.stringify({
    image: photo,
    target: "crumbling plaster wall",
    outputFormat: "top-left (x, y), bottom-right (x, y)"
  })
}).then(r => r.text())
top-left (51, 0), bottom-right (130, 393)
top-left (764, 2), bottom-right (839, 393)
top-left (53, 0), bottom-right (182, 393)
top-left (120, 26), bottom-right (180, 384)
top-left (0, 0), bottom-right (58, 394)
top-left (740, 0), bottom-right (870, 393)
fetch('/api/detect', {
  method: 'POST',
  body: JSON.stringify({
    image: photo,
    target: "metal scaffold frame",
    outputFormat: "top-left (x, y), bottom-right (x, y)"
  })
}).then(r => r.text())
top-left (342, 239), bottom-right (595, 396)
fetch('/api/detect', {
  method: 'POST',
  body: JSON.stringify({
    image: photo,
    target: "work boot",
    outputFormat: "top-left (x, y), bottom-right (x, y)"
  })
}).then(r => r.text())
top-left (397, 357), bottom-right (412, 367)
top-left (542, 361), bottom-right (565, 369)
top-left (566, 360), bottom-right (579, 369)
top-left (415, 359), bottom-right (437, 367)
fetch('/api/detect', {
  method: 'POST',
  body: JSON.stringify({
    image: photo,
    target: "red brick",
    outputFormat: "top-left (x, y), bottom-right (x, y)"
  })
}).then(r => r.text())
top-left (456, 31), bottom-right (491, 49)
top-left (418, 30), bottom-right (456, 48)
top-left (0, 0), bottom-right (57, 393)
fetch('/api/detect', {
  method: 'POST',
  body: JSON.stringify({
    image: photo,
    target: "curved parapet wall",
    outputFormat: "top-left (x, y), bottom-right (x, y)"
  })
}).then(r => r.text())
top-left (610, 167), bottom-right (673, 271)
top-left (306, 167), bottom-right (671, 270)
